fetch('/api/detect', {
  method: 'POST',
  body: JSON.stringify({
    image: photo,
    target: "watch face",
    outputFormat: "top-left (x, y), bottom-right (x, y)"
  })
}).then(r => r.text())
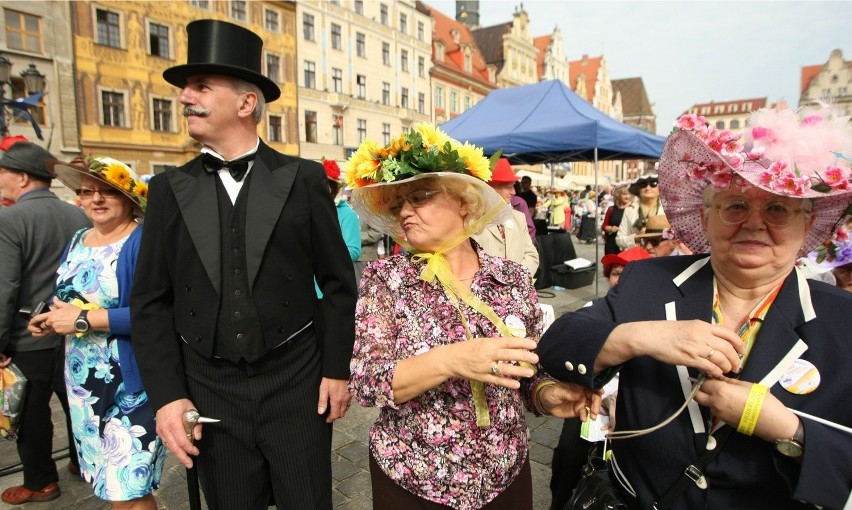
top-left (75, 318), bottom-right (89, 332)
top-left (775, 439), bottom-right (803, 458)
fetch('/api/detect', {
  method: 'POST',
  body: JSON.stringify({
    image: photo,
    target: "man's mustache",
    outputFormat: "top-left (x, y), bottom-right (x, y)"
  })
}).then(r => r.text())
top-left (182, 105), bottom-right (210, 117)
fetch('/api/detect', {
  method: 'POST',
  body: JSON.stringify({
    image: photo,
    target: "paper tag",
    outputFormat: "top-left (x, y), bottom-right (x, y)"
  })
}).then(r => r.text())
top-left (580, 414), bottom-right (610, 442)
top-left (504, 315), bottom-right (526, 338)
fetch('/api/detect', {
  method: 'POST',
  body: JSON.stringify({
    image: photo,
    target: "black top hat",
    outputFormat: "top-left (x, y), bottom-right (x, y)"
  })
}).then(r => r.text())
top-left (163, 19), bottom-right (280, 102)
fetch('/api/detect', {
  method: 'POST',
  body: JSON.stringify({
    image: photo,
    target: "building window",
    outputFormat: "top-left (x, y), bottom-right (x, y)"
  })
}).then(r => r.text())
top-left (152, 98), bottom-right (173, 132)
top-left (356, 32), bottom-right (365, 57)
top-left (840, 86), bottom-right (848, 95)
top-left (190, 0), bottom-right (209, 9)
top-left (380, 4), bottom-right (388, 25)
top-left (354, 0), bottom-right (363, 15)
top-left (332, 115), bottom-right (343, 145)
top-left (268, 115), bottom-right (283, 142)
top-left (148, 22), bottom-right (169, 58)
top-left (715, 120), bottom-right (725, 129)
top-left (700, 106), bottom-right (709, 115)
top-left (331, 23), bottom-right (341, 50)
top-left (265, 9), bottom-right (279, 32)
top-left (356, 75), bottom-right (366, 99)
top-left (230, 0), bottom-right (247, 21)
top-left (417, 21), bottom-right (424, 41)
top-left (382, 123), bottom-right (391, 145)
top-left (303, 13), bottom-right (314, 41)
top-left (435, 86), bottom-right (443, 109)
top-left (332, 68), bottom-right (343, 93)
top-left (400, 50), bottom-right (408, 72)
top-left (399, 13), bottom-right (407, 34)
top-left (357, 119), bottom-right (367, 142)
top-left (418, 56), bottom-right (425, 77)
top-left (728, 103), bottom-right (738, 113)
top-left (382, 82), bottom-right (390, 106)
top-left (435, 43), bottom-right (444, 62)
top-left (101, 90), bottom-right (126, 127)
top-left (730, 119), bottom-right (740, 129)
top-left (304, 61), bottom-right (316, 89)
top-left (96, 9), bottom-right (121, 48)
top-left (401, 87), bottom-right (409, 109)
top-left (4, 10), bottom-right (43, 53)
top-left (743, 102), bottom-right (752, 111)
top-left (382, 42), bottom-right (390, 66)
top-left (450, 91), bottom-right (457, 113)
top-left (464, 95), bottom-right (470, 111)
top-left (305, 110), bottom-right (317, 143)
top-left (464, 53), bottom-right (471, 73)
top-left (266, 53), bottom-right (280, 82)
top-left (418, 92), bottom-right (425, 114)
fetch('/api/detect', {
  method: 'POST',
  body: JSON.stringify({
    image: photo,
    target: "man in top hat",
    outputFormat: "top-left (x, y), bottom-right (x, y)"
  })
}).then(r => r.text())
top-left (472, 158), bottom-right (539, 276)
top-left (130, 20), bottom-right (357, 509)
top-left (0, 141), bottom-right (89, 504)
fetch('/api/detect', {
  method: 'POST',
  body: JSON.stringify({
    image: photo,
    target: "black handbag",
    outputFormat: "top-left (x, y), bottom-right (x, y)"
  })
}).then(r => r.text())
top-left (565, 447), bottom-right (628, 510)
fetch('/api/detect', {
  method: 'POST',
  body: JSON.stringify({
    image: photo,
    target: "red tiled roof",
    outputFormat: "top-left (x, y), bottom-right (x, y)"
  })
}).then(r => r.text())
top-left (684, 97), bottom-right (767, 117)
top-left (421, 2), bottom-right (495, 87)
top-left (569, 54), bottom-right (602, 102)
top-left (533, 35), bottom-right (551, 80)
top-left (800, 64), bottom-right (822, 95)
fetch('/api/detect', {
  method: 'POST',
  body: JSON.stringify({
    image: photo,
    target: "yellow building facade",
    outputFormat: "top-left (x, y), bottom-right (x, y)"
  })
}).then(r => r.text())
top-left (71, 1), bottom-right (298, 176)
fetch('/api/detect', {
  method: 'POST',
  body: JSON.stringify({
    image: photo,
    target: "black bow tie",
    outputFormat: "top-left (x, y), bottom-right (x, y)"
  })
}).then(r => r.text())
top-left (202, 153), bottom-right (255, 182)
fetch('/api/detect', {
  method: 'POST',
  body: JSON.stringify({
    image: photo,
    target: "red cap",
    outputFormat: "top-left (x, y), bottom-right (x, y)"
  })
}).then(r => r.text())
top-left (601, 246), bottom-right (651, 277)
top-left (488, 158), bottom-right (518, 184)
top-left (0, 135), bottom-right (30, 152)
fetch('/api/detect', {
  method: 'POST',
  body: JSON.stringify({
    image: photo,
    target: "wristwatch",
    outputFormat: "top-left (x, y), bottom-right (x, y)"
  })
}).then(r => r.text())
top-left (74, 309), bottom-right (91, 333)
top-left (774, 419), bottom-right (805, 458)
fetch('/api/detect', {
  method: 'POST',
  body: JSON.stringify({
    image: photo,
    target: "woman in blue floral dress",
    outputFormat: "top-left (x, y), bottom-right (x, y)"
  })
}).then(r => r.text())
top-left (30, 156), bottom-right (163, 509)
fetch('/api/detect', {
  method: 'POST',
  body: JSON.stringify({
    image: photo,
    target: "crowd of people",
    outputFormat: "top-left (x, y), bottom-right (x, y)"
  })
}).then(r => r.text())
top-left (1, 17), bottom-right (851, 510)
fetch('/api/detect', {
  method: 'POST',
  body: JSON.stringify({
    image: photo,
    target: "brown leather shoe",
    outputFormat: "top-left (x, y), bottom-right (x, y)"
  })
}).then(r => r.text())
top-left (67, 461), bottom-right (80, 476)
top-left (1, 482), bottom-right (61, 504)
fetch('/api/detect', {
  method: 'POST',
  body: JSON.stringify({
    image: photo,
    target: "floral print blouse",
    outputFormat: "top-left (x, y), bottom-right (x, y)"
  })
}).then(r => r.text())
top-left (349, 245), bottom-right (547, 509)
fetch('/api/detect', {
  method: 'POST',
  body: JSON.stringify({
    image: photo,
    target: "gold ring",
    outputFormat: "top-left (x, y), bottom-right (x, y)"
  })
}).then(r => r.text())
top-left (706, 348), bottom-right (717, 359)
top-left (186, 433), bottom-right (194, 442)
top-left (491, 363), bottom-right (500, 375)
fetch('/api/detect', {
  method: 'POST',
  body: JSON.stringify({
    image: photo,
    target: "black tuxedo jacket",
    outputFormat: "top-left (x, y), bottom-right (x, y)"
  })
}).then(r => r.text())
top-left (131, 142), bottom-right (357, 411)
top-left (539, 255), bottom-right (852, 509)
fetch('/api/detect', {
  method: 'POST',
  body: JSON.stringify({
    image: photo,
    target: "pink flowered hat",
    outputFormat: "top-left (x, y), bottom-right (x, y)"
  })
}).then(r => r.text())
top-left (659, 104), bottom-right (852, 254)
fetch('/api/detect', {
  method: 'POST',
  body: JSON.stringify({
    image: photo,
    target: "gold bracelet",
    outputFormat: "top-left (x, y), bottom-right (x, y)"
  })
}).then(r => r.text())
top-left (533, 380), bottom-right (557, 415)
top-left (737, 383), bottom-right (768, 436)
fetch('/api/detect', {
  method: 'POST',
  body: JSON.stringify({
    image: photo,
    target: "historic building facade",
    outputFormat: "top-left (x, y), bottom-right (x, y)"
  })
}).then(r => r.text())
top-left (800, 48), bottom-right (851, 116)
top-left (70, 0), bottom-right (298, 176)
top-left (683, 98), bottom-right (768, 131)
top-left (296, 0), bottom-right (431, 162)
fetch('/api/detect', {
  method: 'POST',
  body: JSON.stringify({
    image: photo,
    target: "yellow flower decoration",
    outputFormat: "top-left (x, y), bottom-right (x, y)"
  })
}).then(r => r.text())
top-left (456, 142), bottom-right (492, 182)
top-left (134, 182), bottom-right (148, 200)
top-left (413, 123), bottom-right (451, 151)
top-left (344, 139), bottom-right (382, 189)
top-left (103, 162), bottom-right (132, 191)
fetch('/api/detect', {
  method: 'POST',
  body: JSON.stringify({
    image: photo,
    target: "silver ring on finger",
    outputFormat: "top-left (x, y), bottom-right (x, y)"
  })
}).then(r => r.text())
top-left (706, 347), bottom-right (716, 359)
top-left (491, 363), bottom-right (501, 376)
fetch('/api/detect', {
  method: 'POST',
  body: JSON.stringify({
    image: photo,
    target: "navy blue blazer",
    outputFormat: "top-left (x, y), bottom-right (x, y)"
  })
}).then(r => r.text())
top-left (539, 255), bottom-right (852, 509)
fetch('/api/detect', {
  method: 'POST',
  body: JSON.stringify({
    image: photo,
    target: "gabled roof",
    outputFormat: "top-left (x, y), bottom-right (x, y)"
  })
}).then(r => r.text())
top-left (471, 22), bottom-right (512, 73)
top-left (533, 35), bottom-right (552, 80)
top-left (684, 97), bottom-right (767, 117)
top-left (800, 64), bottom-right (822, 95)
top-left (420, 1), bottom-right (495, 88)
top-left (611, 78), bottom-right (652, 117)
top-left (569, 54), bottom-right (602, 102)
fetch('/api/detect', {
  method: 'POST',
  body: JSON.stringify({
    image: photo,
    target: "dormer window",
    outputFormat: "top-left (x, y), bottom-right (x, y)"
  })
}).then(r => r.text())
top-left (450, 29), bottom-right (460, 44)
top-left (435, 42), bottom-right (444, 62)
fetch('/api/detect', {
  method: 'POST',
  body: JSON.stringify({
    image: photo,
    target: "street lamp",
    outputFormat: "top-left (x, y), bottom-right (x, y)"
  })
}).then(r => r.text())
top-left (0, 53), bottom-right (46, 137)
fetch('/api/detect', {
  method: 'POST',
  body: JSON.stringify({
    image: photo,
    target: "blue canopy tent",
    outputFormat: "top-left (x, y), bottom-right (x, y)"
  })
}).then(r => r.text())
top-left (441, 80), bottom-right (667, 293)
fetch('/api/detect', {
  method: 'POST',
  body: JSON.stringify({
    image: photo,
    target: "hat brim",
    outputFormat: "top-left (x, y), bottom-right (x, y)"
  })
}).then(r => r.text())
top-left (633, 229), bottom-right (665, 239)
top-left (659, 130), bottom-right (852, 254)
top-left (47, 160), bottom-right (146, 216)
top-left (350, 172), bottom-right (511, 244)
top-left (163, 64), bottom-right (281, 102)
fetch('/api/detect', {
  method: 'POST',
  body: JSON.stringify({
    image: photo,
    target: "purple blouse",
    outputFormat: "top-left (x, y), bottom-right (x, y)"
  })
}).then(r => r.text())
top-left (349, 246), bottom-right (547, 509)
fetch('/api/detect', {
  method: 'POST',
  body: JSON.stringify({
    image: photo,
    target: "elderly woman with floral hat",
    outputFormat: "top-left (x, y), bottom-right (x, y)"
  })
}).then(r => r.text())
top-left (346, 124), bottom-right (599, 510)
top-left (538, 105), bottom-right (852, 509)
top-left (28, 157), bottom-right (164, 510)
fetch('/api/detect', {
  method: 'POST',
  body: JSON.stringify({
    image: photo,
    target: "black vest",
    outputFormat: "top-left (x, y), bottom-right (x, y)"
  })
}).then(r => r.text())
top-left (212, 174), bottom-right (266, 362)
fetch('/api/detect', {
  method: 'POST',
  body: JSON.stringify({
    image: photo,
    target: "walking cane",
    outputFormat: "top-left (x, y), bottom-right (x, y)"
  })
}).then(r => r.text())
top-left (183, 410), bottom-right (220, 510)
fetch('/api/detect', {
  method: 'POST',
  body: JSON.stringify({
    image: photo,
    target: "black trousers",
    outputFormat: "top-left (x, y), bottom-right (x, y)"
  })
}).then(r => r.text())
top-left (550, 418), bottom-right (594, 510)
top-left (181, 327), bottom-right (333, 510)
top-left (11, 345), bottom-right (78, 490)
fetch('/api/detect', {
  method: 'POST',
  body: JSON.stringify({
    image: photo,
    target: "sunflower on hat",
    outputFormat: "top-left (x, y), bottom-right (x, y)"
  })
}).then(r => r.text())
top-left (49, 156), bottom-right (148, 215)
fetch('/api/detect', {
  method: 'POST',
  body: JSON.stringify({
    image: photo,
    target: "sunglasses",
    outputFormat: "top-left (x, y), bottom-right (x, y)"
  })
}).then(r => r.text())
top-left (639, 237), bottom-right (663, 247)
top-left (389, 190), bottom-right (441, 215)
top-left (638, 180), bottom-right (659, 188)
top-left (76, 187), bottom-right (123, 199)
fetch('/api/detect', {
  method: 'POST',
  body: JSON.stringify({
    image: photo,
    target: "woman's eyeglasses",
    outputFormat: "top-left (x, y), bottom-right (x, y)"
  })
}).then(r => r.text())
top-left (713, 198), bottom-right (803, 227)
top-left (76, 187), bottom-right (123, 199)
top-left (389, 190), bottom-right (440, 215)
top-left (638, 180), bottom-right (658, 188)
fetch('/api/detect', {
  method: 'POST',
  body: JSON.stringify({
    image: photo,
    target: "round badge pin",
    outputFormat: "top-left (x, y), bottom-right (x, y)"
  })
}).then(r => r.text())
top-left (779, 358), bottom-right (820, 395)
top-left (504, 315), bottom-right (527, 338)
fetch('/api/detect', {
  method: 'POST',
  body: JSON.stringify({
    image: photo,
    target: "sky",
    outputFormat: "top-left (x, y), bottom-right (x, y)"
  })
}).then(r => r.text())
top-left (426, 0), bottom-right (851, 135)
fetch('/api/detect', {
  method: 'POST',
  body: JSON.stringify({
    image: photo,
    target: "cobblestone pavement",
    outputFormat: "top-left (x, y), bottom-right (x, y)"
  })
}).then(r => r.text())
top-left (1, 236), bottom-right (608, 510)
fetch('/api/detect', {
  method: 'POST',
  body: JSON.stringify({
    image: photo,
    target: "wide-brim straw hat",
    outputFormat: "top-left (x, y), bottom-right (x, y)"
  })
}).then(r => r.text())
top-left (659, 104), bottom-right (852, 254)
top-left (634, 215), bottom-right (671, 239)
top-left (48, 156), bottom-right (147, 216)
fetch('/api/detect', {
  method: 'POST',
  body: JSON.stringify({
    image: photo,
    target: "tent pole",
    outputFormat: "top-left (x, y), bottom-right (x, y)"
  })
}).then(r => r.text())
top-left (594, 148), bottom-right (600, 298)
